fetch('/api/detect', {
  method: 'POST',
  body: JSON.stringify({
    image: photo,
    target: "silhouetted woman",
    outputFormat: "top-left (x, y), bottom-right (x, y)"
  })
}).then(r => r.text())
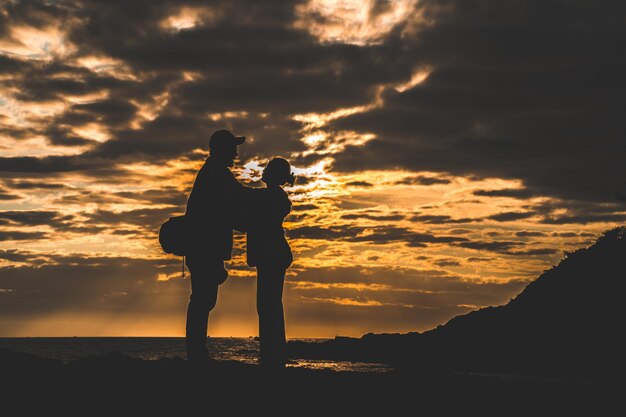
top-left (246, 157), bottom-right (295, 367)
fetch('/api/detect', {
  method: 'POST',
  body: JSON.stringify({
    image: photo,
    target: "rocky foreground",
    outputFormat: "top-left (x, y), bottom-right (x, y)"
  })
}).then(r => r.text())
top-left (1, 348), bottom-right (612, 413)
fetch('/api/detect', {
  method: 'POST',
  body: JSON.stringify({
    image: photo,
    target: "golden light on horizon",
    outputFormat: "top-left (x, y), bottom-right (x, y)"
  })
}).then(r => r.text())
top-left (303, 297), bottom-right (387, 307)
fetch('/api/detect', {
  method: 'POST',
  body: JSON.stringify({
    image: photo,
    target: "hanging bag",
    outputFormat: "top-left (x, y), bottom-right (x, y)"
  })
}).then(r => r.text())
top-left (159, 215), bottom-right (190, 256)
top-left (159, 215), bottom-right (191, 278)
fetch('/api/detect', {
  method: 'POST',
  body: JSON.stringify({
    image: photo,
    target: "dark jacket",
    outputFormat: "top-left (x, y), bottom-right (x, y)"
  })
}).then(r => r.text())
top-left (185, 156), bottom-right (245, 260)
top-left (246, 186), bottom-right (293, 269)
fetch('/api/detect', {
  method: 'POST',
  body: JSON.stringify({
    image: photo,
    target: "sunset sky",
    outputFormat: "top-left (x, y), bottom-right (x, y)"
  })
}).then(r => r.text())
top-left (1, 0), bottom-right (625, 338)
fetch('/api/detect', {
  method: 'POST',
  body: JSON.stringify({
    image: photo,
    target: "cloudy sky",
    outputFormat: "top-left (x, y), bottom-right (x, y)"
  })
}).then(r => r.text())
top-left (1, 0), bottom-right (624, 337)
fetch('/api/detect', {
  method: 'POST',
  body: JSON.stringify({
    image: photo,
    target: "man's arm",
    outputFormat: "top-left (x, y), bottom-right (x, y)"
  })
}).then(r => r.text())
top-left (224, 168), bottom-right (258, 232)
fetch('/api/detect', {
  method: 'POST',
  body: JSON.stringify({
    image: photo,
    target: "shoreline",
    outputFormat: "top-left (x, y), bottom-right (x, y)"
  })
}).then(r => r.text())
top-left (1, 347), bottom-right (607, 412)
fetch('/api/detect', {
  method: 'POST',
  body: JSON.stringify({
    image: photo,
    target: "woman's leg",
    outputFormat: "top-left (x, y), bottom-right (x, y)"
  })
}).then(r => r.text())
top-left (256, 264), bottom-right (287, 365)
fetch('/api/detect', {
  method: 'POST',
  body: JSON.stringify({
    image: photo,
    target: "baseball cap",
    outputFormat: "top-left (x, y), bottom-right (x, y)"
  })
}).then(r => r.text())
top-left (209, 129), bottom-right (245, 150)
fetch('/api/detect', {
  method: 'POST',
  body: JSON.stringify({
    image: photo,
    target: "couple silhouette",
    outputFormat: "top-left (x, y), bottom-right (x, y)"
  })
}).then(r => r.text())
top-left (184, 129), bottom-right (295, 368)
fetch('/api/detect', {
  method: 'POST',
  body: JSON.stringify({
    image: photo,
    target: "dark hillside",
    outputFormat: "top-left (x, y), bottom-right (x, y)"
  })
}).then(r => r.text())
top-left (289, 227), bottom-right (626, 378)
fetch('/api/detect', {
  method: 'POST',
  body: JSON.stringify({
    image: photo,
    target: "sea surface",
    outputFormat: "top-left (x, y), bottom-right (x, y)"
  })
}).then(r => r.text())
top-left (0, 337), bottom-right (392, 373)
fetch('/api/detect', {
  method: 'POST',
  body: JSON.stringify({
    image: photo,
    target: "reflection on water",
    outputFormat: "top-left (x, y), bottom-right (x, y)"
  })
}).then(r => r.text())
top-left (0, 337), bottom-right (392, 373)
top-left (287, 359), bottom-right (392, 373)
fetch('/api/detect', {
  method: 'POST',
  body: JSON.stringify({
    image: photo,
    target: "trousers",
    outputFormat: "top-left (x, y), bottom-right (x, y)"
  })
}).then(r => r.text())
top-left (256, 264), bottom-right (287, 364)
top-left (185, 254), bottom-right (227, 358)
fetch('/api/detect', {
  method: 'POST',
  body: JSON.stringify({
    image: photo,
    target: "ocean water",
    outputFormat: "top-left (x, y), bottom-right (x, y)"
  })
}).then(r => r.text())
top-left (0, 337), bottom-right (392, 373)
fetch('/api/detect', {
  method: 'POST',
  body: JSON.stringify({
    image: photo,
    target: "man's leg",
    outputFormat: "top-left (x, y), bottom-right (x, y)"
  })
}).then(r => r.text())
top-left (185, 256), bottom-right (225, 360)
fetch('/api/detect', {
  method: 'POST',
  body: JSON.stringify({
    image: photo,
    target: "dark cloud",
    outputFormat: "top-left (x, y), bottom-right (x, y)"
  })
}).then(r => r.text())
top-left (435, 259), bottom-right (461, 267)
top-left (487, 211), bottom-right (535, 222)
top-left (457, 240), bottom-right (524, 253)
top-left (0, 0), bottom-right (414, 173)
top-left (293, 176), bottom-right (313, 185)
top-left (0, 230), bottom-right (48, 241)
top-left (0, 55), bottom-right (28, 74)
top-left (84, 207), bottom-right (180, 229)
top-left (345, 181), bottom-right (373, 187)
top-left (0, 210), bottom-right (114, 235)
top-left (411, 214), bottom-right (481, 224)
top-left (522, 199), bottom-right (626, 225)
top-left (341, 213), bottom-right (405, 221)
top-left (1, 180), bottom-right (66, 190)
top-left (504, 248), bottom-right (558, 256)
top-left (447, 228), bottom-right (472, 235)
top-left (466, 257), bottom-right (491, 262)
top-left (404, 232), bottom-right (468, 246)
top-left (551, 231), bottom-right (596, 238)
top-left (291, 203), bottom-right (319, 212)
top-left (0, 155), bottom-right (95, 174)
top-left (288, 224), bottom-right (468, 247)
top-left (346, 226), bottom-right (414, 245)
top-left (0, 0), bottom-right (399, 166)
top-left (17, 72), bottom-right (103, 103)
top-left (285, 213), bottom-right (310, 222)
top-left (347, 227), bottom-right (468, 247)
top-left (53, 190), bottom-right (117, 205)
top-left (0, 249), bottom-right (45, 263)
top-left (394, 175), bottom-right (451, 186)
top-left (112, 187), bottom-right (187, 206)
top-left (73, 98), bottom-right (138, 126)
top-left (515, 230), bottom-right (547, 237)
top-left (0, 189), bottom-right (21, 200)
top-left (0, 0), bottom-right (66, 35)
top-left (110, 229), bottom-right (144, 236)
top-left (59, 225), bottom-right (109, 234)
top-left (288, 225), bottom-right (366, 240)
top-left (330, 0), bottom-right (626, 208)
top-left (1, 0), bottom-right (625, 211)
top-left (539, 213), bottom-right (626, 225)
top-left (473, 188), bottom-right (536, 199)
top-left (0, 210), bottom-right (73, 227)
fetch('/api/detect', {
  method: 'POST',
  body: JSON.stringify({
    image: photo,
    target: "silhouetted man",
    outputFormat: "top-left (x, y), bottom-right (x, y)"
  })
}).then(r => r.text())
top-left (184, 129), bottom-right (246, 361)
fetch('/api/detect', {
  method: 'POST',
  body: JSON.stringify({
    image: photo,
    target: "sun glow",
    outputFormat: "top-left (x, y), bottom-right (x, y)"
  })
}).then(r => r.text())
top-left (293, 97), bottom-right (383, 130)
top-left (73, 55), bottom-right (137, 80)
top-left (131, 91), bottom-right (171, 127)
top-left (295, 0), bottom-right (418, 45)
top-left (0, 135), bottom-right (86, 157)
top-left (160, 6), bottom-right (220, 32)
top-left (395, 69), bottom-right (431, 92)
top-left (62, 90), bottom-right (111, 105)
top-left (207, 111), bottom-right (249, 121)
top-left (0, 93), bottom-right (67, 127)
top-left (71, 123), bottom-right (110, 143)
top-left (0, 24), bottom-right (76, 61)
